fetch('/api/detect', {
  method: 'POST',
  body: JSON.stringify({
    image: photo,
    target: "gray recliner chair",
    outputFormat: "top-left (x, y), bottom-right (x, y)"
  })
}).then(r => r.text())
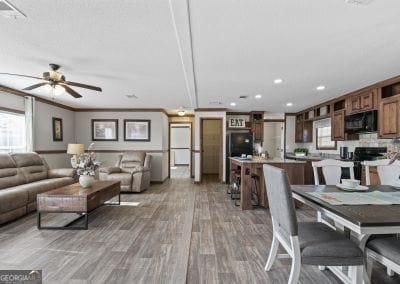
top-left (99, 151), bottom-right (151, 192)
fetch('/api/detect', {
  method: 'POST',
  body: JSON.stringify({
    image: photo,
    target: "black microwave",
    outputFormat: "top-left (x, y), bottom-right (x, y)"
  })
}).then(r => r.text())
top-left (344, 110), bottom-right (378, 133)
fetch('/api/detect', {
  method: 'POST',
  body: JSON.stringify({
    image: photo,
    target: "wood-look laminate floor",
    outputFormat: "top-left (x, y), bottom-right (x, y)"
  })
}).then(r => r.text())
top-left (0, 175), bottom-right (398, 283)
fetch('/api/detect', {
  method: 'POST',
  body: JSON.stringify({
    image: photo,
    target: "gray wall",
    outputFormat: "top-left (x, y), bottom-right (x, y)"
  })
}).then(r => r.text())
top-left (0, 92), bottom-right (169, 181)
top-left (75, 111), bottom-right (169, 182)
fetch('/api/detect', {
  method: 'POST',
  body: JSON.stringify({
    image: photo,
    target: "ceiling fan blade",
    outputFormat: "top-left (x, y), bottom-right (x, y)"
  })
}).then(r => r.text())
top-left (0, 73), bottom-right (44, 80)
top-left (23, 82), bottom-right (49, 91)
top-left (65, 81), bottom-right (102, 92)
top-left (63, 85), bottom-right (82, 98)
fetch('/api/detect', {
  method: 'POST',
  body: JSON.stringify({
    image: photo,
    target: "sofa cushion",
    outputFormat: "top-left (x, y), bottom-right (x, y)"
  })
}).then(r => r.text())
top-left (0, 187), bottom-right (28, 213)
top-left (16, 177), bottom-right (75, 203)
top-left (105, 173), bottom-right (132, 186)
top-left (11, 153), bottom-right (48, 183)
top-left (0, 154), bottom-right (26, 189)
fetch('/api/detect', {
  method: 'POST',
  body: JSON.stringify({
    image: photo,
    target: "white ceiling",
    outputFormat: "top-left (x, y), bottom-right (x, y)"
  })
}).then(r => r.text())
top-left (0, 0), bottom-right (400, 112)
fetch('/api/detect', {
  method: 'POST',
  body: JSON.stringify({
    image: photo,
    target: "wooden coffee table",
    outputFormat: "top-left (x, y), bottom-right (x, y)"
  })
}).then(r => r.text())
top-left (37, 180), bottom-right (120, 230)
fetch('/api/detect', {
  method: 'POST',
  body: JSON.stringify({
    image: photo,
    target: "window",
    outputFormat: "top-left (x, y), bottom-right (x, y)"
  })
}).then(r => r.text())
top-left (0, 111), bottom-right (26, 153)
top-left (316, 126), bottom-right (336, 150)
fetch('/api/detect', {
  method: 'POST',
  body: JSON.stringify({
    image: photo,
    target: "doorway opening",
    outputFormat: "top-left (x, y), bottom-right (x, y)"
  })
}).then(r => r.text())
top-left (263, 121), bottom-right (285, 159)
top-left (170, 123), bottom-right (192, 179)
top-left (200, 118), bottom-right (223, 182)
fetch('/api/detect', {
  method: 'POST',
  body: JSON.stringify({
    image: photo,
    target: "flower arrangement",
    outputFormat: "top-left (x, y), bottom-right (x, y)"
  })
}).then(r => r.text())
top-left (75, 143), bottom-right (101, 176)
top-left (385, 138), bottom-right (400, 165)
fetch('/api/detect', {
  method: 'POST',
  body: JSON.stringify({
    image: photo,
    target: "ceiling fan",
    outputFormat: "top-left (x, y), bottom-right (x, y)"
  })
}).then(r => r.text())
top-left (0, 63), bottom-right (102, 98)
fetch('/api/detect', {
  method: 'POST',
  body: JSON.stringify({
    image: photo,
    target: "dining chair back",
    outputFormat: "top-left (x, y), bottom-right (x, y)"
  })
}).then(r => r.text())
top-left (312, 159), bottom-right (355, 185)
top-left (362, 159), bottom-right (400, 185)
top-left (263, 164), bottom-right (364, 284)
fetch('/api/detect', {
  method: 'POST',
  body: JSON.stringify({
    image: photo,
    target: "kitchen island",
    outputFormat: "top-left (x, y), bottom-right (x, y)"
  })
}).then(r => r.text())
top-left (229, 157), bottom-right (306, 210)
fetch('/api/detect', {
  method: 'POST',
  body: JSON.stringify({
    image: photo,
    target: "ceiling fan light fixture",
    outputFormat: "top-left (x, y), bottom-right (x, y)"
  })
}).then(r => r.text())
top-left (53, 84), bottom-right (65, 96)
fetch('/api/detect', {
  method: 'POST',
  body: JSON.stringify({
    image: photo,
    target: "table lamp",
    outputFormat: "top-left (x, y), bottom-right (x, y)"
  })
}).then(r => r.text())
top-left (67, 144), bottom-right (84, 168)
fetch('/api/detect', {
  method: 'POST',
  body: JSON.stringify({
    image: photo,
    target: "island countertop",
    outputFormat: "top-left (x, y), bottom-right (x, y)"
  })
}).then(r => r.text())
top-left (229, 157), bottom-right (306, 164)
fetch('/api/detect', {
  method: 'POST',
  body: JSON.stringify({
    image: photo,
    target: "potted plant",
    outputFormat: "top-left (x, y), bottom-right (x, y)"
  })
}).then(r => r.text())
top-left (75, 143), bottom-right (101, 188)
top-left (294, 147), bottom-right (308, 157)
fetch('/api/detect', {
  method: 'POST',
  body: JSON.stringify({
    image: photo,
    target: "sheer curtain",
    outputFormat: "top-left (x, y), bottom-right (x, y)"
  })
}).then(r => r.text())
top-left (24, 96), bottom-right (35, 152)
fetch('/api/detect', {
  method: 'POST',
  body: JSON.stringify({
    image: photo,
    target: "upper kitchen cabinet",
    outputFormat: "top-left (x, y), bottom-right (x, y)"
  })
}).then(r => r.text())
top-left (295, 112), bottom-right (313, 143)
top-left (346, 88), bottom-right (378, 115)
top-left (295, 114), bottom-right (304, 143)
top-left (332, 109), bottom-right (345, 141)
top-left (251, 112), bottom-right (264, 143)
top-left (379, 83), bottom-right (400, 138)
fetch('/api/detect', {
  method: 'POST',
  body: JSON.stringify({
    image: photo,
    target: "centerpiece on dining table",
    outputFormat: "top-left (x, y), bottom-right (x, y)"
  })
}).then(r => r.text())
top-left (74, 143), bottom-right (101, 188)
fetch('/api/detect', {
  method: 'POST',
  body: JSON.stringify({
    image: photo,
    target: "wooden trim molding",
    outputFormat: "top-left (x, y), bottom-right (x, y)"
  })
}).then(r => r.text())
top-left (264, 119), bottom-right (285, 122)
top-left (91, 149), bottom-right (169, 153)
top-left (75, 108), bottom-right (169, 115)
top-left (36, 150), bottom-right (67, 154)
top-left (0, 106), bottom-right (24, 114)
top-left (37, 149), bottom-right (169, 154)
top-left (167, 114), bottom-right (195, 117)
top-left (226, 112), bottom-right (251, 115)
top-left (194, 108), bottom-right (227, 112)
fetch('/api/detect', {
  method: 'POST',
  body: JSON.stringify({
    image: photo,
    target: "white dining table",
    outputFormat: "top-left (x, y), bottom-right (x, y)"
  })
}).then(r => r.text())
top-left (291, 185), bottom-right (400, 284)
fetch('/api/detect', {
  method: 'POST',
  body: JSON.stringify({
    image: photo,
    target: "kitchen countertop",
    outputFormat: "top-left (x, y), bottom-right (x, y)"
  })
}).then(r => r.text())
top-left (229, 157), bottom-right (306, 164)
top-left (285, 153), bottom-right (341, 161)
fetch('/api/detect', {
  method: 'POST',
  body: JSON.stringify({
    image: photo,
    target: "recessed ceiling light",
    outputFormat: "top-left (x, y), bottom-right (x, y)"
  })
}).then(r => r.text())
top-left (255, 94), bottom-right (262, 99)
top-left (316, 85), bottom-right (326, 91)
top-left (230, 102), bottom-right (236, 107)
top-left (274, 78), bottom-right (283, 84)
top-left (286, 102), bottom-right (293, 107)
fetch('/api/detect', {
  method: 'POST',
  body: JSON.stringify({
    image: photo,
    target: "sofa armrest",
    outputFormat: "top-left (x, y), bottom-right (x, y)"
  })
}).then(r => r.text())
top-left (48, 168), bottom-right (76, 178)
top-left (99, 166), bottom-right (121, 174)
top-left (144, 154), bottom-right (152, 170)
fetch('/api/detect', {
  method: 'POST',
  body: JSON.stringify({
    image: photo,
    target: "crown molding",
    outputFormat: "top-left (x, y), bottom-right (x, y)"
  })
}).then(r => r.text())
top-left (194, 108), bottom-right (227, 112)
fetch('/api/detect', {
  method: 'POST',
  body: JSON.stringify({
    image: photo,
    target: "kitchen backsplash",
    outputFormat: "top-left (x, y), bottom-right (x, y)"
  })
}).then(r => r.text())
top-left (296, 133), bottom-right (392, 154)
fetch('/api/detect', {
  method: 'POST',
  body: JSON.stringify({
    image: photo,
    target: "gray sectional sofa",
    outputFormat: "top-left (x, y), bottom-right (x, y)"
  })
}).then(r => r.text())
top-left (0, 152), bottom-right (75, 225)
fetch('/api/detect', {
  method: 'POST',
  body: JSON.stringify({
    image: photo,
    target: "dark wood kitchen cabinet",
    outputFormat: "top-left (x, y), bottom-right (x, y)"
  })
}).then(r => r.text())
top-left (294, 114), bottom-right (313, 143)
top-left (379, 96), bottom-right (400, 138)
top-left (302, 120), bottom-right (313, 143)
top-left (295, 121), bottom-right (303, 143)
top-left (346, 89), bottom-right (377, 115)
top-left (251, 111), bottom-right (264, 143)
top-left (332, 110), bottom-right (345, 141)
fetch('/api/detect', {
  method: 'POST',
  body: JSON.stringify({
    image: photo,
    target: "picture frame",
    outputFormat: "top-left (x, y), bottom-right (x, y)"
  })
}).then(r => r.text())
top-left (124, 119), bottom-right (151, 142)
top-left (91, 119), bottom-right (119, 141)
top-left (52, 117), bottom-right (63, 141)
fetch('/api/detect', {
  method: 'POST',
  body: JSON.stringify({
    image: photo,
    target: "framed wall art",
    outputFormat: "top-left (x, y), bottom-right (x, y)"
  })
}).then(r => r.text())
top-left (91, 119), bottom-right (119, 141)
top-left (124, 119), bottom-right (151, 142)
top-left (52, 117), bottom-right (63, 141)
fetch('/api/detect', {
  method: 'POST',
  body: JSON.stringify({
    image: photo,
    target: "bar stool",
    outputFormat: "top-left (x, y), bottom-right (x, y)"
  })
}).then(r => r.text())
top-left (229, 170), bottom-right (241, 206)
top-left (251, 173), bottom-right (259, 206)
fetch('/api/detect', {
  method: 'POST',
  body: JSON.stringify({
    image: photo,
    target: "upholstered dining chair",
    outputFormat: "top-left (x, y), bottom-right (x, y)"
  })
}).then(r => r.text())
top-left (362, 159), bottom-right (400, 186)
top-left (366, 235), bottom-right (400, 278)
top-left (312, 159), bottom-right (355, 185)
top-left (263, 164), bottom-right (364, 284)
top-left (363, 159), bottom-right (400, 277)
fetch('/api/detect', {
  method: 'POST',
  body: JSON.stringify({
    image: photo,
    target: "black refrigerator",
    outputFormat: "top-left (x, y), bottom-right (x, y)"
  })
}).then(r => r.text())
top-left (225, 132), bottom-right (253, 182)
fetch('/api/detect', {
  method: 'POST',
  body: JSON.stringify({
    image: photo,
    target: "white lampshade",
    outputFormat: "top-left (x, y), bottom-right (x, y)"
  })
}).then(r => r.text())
top-left (67, 144), bottom-right (84, 155)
